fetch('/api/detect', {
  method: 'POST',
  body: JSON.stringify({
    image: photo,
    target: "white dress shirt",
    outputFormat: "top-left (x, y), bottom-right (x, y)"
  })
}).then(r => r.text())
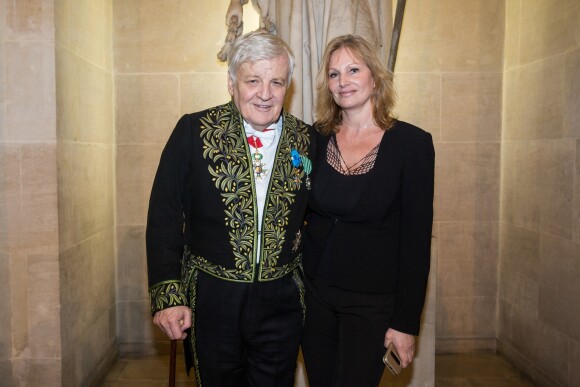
top-left (243, 117), bottom-right (283, 263)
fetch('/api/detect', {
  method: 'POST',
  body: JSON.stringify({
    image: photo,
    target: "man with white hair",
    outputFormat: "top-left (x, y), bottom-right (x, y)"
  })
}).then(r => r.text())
top-left (146, 31), bottom-right (314, 386)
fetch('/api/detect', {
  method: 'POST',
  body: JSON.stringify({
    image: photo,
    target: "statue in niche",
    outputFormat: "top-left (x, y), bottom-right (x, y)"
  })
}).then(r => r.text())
top-left (217, 0), bottom-right (276, 61)
top-left (218, 0), bottom-right (393, 123)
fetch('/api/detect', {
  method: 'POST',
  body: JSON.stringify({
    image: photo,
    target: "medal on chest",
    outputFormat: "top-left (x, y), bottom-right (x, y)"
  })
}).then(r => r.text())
top-left (247, 131), bottom-right (273, 180)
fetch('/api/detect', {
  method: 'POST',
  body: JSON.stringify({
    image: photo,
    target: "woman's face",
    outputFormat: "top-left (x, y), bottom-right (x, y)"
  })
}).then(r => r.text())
top-left (327, 47), bottom-right (375, 111)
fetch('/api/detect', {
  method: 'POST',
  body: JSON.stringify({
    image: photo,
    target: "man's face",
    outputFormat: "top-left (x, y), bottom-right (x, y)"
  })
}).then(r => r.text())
top-left (228, 55), bottom-right (290, 131)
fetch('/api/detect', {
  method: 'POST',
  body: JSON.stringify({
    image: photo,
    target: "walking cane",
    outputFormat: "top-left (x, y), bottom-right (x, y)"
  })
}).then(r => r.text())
top-left (169, 339), bottom-right (177, 387)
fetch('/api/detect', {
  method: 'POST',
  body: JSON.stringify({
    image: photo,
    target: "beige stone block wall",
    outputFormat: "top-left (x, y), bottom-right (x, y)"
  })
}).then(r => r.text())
top-left (396, 1), bottom-right (504, 73)
top-left (393, 0), bottom-right (504, 354)
top-left (55, 0), bottom-right (116, 385)
top-left (0, 0), bottom-right (61, 385)
top-left (499, 0), bottom-right (580, 386)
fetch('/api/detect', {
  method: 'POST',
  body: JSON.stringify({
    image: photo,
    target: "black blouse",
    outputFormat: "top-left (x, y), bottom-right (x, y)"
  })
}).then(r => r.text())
top-left (302, 120), bottom-right (435, 335)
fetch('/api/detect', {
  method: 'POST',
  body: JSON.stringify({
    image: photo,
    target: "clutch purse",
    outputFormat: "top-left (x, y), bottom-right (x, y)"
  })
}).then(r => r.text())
top-left (383, 343), bottom-right (402, 375)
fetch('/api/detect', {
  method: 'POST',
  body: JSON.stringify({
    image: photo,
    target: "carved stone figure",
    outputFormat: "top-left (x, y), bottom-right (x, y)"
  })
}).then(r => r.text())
top-left (217, 0), bottom-right (276, 62)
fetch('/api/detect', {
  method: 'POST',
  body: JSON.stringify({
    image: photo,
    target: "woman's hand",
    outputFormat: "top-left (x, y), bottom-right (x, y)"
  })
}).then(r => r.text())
top-left (384, 328), bottom-right (415, 368)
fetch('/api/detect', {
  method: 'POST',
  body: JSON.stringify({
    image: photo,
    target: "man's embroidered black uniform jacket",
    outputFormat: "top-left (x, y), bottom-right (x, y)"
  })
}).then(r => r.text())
top-left (146, 102), bottom-right (314, 314)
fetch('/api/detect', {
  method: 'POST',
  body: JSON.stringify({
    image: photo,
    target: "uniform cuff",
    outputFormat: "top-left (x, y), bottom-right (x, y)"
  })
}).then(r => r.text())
top-left (149, 280), bottom-right (187, 315)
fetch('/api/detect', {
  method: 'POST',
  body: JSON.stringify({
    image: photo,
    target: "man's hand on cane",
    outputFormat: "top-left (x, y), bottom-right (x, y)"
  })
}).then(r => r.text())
top-left (153, 306), bottom-right (192, 340)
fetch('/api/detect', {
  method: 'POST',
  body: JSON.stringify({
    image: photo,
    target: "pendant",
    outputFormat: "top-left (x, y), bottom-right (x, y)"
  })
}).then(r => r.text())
top-left (290, 168), bottom-right (302, 189)
top-left (252, 150), bottom-right (268, 179)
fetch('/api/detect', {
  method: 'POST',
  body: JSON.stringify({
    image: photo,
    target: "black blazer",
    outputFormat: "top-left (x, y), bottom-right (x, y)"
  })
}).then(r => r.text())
top-left (302, 120), bottom-right (434, 335)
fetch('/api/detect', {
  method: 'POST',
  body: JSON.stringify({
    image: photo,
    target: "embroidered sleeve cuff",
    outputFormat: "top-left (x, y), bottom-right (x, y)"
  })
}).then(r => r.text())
top-left (149, 280), bottom-right (188, 315)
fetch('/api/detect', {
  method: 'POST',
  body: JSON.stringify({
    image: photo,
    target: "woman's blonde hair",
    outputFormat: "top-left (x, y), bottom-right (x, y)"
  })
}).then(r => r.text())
top-left (315, 34), bottom-right (396, 135)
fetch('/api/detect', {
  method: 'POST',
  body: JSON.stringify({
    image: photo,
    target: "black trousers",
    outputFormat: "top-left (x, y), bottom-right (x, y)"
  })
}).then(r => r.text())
top-left (192, 270), bottom-right (304, 387)
top-left (301, 276), bottom-right (396, 387)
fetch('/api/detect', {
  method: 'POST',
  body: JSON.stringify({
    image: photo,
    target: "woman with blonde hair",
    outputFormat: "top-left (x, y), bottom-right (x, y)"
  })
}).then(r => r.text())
top-left (301, 34), bottom-right (435, 386)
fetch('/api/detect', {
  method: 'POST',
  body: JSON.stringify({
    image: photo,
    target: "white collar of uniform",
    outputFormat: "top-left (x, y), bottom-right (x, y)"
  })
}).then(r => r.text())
top-left (242, 116), bottom-right (283, 145)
